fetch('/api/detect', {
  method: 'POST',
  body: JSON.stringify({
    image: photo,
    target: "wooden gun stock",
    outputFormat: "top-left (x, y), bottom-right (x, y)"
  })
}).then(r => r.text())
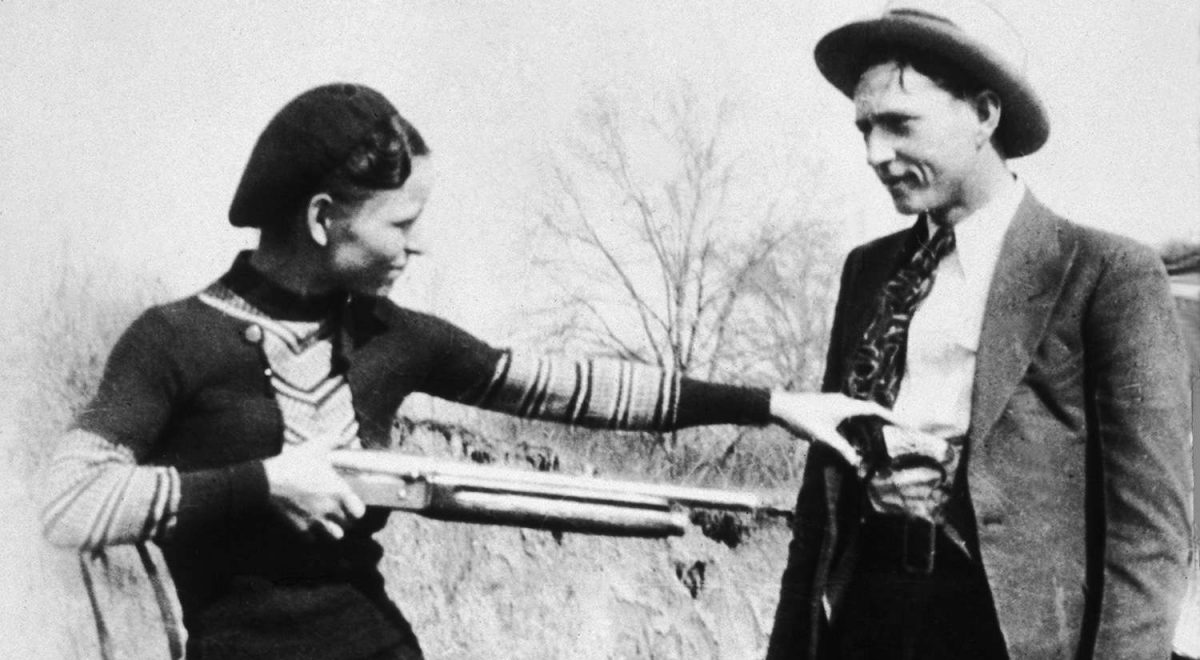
top-left (331, 450), bottom-right (789, 538)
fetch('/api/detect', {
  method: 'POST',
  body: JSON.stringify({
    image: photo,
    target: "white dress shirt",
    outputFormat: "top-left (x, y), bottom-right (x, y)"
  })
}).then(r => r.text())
top-left (866, 177), bottom-right (1026, 525)
top-left (892, 177), bottom-right (1026, 438)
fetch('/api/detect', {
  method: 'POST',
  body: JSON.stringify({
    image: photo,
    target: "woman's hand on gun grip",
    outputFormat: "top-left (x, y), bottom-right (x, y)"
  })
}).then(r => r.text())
top-left (263, 442), bottom-right (367, 540)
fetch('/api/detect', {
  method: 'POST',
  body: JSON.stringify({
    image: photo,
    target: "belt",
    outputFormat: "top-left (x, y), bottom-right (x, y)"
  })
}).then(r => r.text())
top-left (859, 514), bottom-right (953, 576)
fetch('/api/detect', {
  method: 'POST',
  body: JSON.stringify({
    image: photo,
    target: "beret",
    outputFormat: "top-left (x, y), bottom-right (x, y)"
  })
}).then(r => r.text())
top-left (229, 83), bottom-right (400, 228)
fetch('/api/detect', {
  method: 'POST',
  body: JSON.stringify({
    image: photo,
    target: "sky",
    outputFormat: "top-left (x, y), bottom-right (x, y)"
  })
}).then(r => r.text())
top-left (2, 0), bottom-right (1197, 344)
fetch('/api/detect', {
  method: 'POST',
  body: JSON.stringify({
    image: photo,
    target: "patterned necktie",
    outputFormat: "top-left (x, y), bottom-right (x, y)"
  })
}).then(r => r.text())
top-left (841, 217), bottom-right (957, 467)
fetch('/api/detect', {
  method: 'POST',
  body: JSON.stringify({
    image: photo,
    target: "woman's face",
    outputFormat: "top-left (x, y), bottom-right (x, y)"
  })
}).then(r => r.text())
top-left (323, 156), bottom-right (434, 296)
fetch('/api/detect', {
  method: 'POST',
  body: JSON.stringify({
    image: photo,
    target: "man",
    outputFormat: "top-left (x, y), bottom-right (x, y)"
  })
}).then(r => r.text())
top-left (766, 2), bottom-right (1193, 658)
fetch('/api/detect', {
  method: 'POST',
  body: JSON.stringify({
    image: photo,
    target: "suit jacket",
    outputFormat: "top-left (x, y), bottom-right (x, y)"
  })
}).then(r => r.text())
top-left (766, 193), bottom-right (1193, 659)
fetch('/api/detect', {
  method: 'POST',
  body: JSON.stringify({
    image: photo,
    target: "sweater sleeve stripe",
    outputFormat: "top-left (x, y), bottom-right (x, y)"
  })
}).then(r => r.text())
top-left (613, 361), bottom-right (631, 429)
top-left (529, 358), bottom-right (559, 418)
top-left (471, 353), bottom-right (769, 430)
top-left (564, 360), bottom-right (586, 424)
top-left (38, 429), bottom-right (181, 550)
top-left (91, 468), bottom-right (137, 547)
top-left (652, 368), bottom-right (669, 429)
top-left (475, 352), bottom-right (513, 409)
top-left (474, 354), bottom-right (676, 431)
top-left (147, 469), bottom-right (179, 540)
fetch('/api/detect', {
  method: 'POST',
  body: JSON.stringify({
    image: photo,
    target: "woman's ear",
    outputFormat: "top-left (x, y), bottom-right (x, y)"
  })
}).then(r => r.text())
top-left (305, 194), bottom-right (335, 247)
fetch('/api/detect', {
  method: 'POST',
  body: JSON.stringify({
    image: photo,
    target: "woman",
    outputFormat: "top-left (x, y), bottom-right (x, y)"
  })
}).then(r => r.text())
top-left (38, 83), bottom-right (886, 660)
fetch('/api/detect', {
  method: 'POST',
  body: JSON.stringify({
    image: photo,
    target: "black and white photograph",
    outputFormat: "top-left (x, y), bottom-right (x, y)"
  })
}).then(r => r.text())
top-left (1, 1), bottom-right (1197, 658)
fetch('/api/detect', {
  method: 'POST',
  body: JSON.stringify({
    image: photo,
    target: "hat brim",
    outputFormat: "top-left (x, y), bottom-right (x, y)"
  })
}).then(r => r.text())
top-left (814, 16), bottom-right (1049, 158)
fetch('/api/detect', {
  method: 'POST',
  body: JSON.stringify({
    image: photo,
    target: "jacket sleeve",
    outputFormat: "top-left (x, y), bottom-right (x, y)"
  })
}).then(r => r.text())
top-left (766, 246), bottom-right (861, 659)
top-left (1085, 243), bottom-right (1193, 659)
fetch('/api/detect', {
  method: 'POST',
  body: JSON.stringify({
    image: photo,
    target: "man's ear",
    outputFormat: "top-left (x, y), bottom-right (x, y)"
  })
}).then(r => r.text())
top-left (972, 89), bottom-right (1003, 149)
top-left (306, 194), bottom-right (335, 247)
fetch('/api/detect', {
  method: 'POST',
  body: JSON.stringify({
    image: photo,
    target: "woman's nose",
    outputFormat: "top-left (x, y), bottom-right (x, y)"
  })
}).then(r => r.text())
top-left (403, 238), bottom-right (425, 258)
top-left (400, 227), bottom-right (425, 259)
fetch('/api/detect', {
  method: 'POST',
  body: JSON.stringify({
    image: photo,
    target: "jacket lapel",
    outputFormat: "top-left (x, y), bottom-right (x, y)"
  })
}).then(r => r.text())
top-left (968, 192), bottom-right (1078, 447)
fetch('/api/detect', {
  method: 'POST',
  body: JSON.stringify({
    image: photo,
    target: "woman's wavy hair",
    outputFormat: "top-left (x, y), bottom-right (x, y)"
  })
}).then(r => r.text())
top-left (320, 110), bottom-right (430, 207)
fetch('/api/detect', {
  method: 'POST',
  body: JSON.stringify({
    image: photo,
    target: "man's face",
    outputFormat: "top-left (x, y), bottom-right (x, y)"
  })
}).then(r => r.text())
top-left (323, 157), bottom-right (434, 296)
top-left (853, 61), bottom-right (987, 218)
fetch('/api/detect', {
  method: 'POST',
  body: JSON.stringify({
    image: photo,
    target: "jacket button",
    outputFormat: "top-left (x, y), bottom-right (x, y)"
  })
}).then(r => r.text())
top-left (243, 324), bottom-right (263, 344)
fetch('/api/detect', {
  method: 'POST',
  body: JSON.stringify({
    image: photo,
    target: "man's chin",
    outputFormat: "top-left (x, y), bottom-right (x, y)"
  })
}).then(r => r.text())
top-left (352, 281), bottom-right (396, 298)
top-left (889, 197), bottom-right (923, 216)
top-left (887, 189), bottom-right (934, 217)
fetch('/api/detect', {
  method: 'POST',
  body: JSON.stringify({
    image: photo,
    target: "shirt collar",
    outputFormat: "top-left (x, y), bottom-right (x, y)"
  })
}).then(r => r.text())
top-left (928, 176), bottom-right (1026, 281)
top-left (220, 251), bottom-right (349, 321)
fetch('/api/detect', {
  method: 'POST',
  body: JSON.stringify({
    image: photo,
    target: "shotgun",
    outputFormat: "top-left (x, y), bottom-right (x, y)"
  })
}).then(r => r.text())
top-left (331, 449), bottom-right (790, 538)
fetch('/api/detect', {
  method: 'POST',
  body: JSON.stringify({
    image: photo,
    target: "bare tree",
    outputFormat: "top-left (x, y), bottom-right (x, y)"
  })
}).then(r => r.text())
top-left (525, 89), bottom-right (840, 393)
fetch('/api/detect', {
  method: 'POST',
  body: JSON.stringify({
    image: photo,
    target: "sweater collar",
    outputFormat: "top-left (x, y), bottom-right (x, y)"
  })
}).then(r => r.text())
top-left (220, 251), bottom-right (348, 322)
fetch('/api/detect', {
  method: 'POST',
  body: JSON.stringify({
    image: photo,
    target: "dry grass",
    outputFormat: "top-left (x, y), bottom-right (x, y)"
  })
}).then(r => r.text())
top-left (1, 260), bottom-right (170, 660)
top-left (13, 262), bottom-right (166, 490)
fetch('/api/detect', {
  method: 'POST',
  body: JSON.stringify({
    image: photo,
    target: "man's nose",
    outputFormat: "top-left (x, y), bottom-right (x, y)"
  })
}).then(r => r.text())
top-left (864, 132), bottom-right (896, 168)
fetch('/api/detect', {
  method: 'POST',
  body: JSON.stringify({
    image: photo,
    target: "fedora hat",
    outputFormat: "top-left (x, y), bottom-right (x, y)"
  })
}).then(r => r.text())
top-left (814, 0), bottom-right (1049, 158)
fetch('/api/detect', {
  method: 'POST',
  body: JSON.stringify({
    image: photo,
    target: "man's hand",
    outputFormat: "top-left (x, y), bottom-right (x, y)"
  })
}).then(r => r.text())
top-left (262, 443), bottom-right (366, 540)
top-left (769, 392), bottom-right (897, 469)
top-left (867, 425), bottom-right (959, 520)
